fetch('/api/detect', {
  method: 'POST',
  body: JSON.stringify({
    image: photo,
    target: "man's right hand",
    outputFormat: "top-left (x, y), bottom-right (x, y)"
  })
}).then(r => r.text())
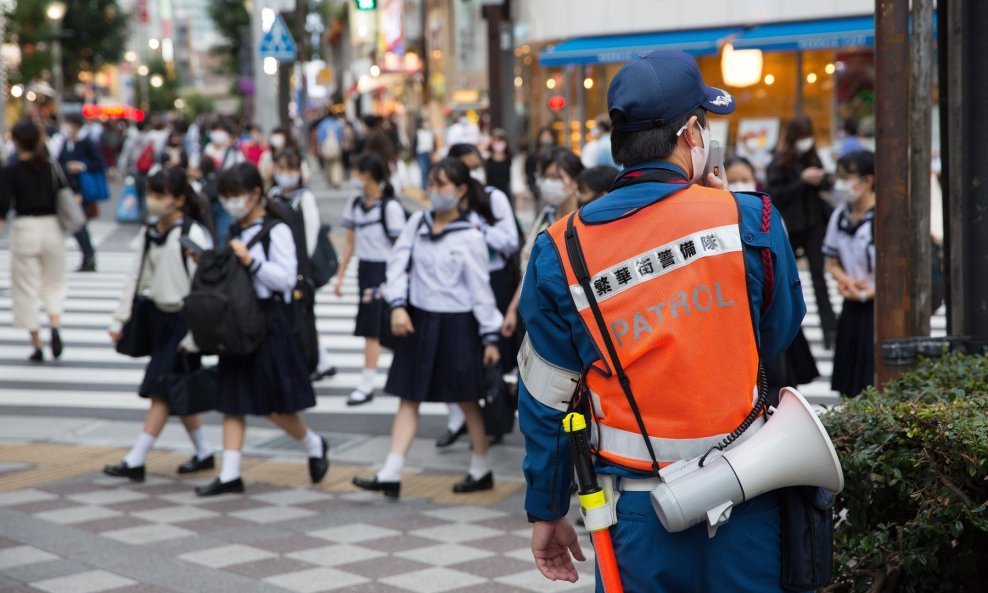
top-left (531, 517), bottom-right (586, 583)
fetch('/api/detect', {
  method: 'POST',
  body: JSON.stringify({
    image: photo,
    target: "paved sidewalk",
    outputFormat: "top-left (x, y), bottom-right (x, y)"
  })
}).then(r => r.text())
top-left (0, 444), bottom-right (596, 593)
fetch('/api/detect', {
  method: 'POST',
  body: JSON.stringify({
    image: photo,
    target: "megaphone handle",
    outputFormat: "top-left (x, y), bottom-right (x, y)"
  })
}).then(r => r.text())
top-left (593, 530), bottom-right (625, 593)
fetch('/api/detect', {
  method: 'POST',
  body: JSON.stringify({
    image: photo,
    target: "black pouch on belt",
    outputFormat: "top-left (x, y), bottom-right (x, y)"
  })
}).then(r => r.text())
top-left (779, 485), bottom-right (836, 590)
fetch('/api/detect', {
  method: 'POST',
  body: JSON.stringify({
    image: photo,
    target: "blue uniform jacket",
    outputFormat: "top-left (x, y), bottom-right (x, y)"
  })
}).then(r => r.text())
top-left (518, 161), bottom-right (806, 521)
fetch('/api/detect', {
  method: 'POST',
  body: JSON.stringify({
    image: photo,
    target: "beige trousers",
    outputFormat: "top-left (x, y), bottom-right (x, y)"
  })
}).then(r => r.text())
top-left (10, 216), bottom-right (67, 331)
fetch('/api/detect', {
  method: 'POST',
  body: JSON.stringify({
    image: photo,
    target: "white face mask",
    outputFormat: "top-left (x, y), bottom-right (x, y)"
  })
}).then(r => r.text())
top-left (833, 178), bottom-right (863, 205)
top-left (795, 137), bottom-right (815, 154)
top-left (539, 178), bottom-right (568, 207)
top-left (728, 182), bottom-right (757, 193)
top-left (429, 190), bottom-right (459, 212)
top-left (688, 124), bottom-right (711, 184)
top-left (210, 131), bottom-right (230, 146)
top-left (469, 168), bottom-right (486, 185)
top-left (590, 127), bottom-right (602, 139)
top-left (146, 196), bottom-right (176, 218)
top-left (269, 134), bottom-right (286, 149)
top-left (274, 172), bottom-right (301, 189)
top-left (219, 194), bottom-right (252, 220)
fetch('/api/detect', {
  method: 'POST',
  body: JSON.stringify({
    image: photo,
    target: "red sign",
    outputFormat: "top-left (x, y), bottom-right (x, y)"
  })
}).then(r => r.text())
top-left (82, 104), bottom-right (146, 122)
top-left (548, 96), bottom-right (566, 111)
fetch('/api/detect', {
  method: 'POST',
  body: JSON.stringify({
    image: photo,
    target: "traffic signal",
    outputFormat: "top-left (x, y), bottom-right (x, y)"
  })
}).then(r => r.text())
top-left (355, 0), bottom-right (376, 9)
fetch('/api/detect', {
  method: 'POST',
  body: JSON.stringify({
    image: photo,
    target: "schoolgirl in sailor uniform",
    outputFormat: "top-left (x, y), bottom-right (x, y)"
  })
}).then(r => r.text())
top-left (195, 163), bottom-right (329, 497)
top-left (105, 167), bottom-right (217, 482)
top-left (352, 157), bottom-right (503, 499)
top-left (440, 143), bottom-right (521, 446)
top-left (823, 150), bottom-right (876, 398)
top-left (335, 152), bottom-right (407, 406)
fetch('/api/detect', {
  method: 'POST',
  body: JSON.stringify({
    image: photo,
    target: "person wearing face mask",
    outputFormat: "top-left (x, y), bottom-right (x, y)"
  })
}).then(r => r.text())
top-left (443, 143), bottom-right (520, 446)
top-left (194, 163), bottom-right (329, 496)
top-left (202, 122), bottom-right (245, 241)
top-left (240, 124), bottom-right (267, 166)
top-left (484, 129), bottom-right (514, 201)
top-left (258, 126), bottom-right (309, 188)
top-left (335, 153), bottom-right (408, 406)
top-left (161, 132), bottom-right (189, 170)
top-left (352, 158), bottom-right (503, 499)
top-left (104, 167), bottom-right (218, 482)
top-left (57, 112), bottom-right (104, 272)
top-left (525, 127), bottom-right (559, 207)
top-left (822, 150), bottom-right (876, 398)
top-left (270, 150), bottom-right (338, 383)
top-left (766, 115), bottom-right (838, 349)
top-left (517, 50), bottom-right (806, 591)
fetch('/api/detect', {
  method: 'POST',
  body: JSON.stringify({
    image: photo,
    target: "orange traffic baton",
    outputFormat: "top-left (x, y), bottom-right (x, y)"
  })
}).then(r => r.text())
top-left (563, 412), bottom-right (624, 593)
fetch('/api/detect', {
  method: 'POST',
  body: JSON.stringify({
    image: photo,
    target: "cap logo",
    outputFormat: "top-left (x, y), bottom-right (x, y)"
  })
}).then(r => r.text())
top-left (709, 88), bottom-right (733, 106)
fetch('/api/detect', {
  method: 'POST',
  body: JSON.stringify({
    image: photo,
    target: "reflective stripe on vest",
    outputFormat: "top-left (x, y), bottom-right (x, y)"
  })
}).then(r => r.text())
top-left (546, 185), bottom-right (761, 471)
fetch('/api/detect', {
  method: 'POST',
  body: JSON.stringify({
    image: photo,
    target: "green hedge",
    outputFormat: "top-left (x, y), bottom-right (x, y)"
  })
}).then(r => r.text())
top-left (821, 353), bottom-right (988, 592)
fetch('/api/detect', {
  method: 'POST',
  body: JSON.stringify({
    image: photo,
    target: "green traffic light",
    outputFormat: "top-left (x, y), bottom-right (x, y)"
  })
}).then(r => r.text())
top-left (355, 0), bottom-right (376, 9)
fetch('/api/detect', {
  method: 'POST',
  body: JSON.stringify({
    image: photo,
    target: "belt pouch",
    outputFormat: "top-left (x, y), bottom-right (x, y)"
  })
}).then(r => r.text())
top-left (779, 485), bottom-right (835, 590)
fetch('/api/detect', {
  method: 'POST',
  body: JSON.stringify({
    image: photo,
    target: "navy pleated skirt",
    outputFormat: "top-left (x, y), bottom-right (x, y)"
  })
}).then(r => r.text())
top-left (215, 299), bottom-right (316, 415)
top-left (139, 305), bottom-right (202, 411)
top-left (831, 299), bottom-right (874, 398)
top-left (384, 309), bottom-right (484, 403)
top-left (354, 260), bottom-right (387, 338)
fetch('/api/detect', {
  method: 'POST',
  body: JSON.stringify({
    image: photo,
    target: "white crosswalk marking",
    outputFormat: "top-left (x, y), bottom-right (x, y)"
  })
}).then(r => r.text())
top-left (0, 223), bottom-right (949, 412)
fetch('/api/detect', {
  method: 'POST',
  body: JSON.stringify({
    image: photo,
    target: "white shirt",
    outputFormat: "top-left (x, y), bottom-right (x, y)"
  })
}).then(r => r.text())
top-left (467, 186), bottom-right (519, 272)
top-left (238, 219), bottom-right (298, 302)
top-left (111, 220), bottom-right (213, 332)
top-left (203, 143), bottom-right (245, 170)
top-left (416, 128), bottom-right (435, 154)
top-left (822, 205), bottom-right (875, 290)
top-left (384, 211), bottom-right (504, 339)
top-left (446, 120), bottom-right (482, 147)
top-left (341, 195), bottom-right (407, 262)
top-left (280, 188), bottom-right (320, 258)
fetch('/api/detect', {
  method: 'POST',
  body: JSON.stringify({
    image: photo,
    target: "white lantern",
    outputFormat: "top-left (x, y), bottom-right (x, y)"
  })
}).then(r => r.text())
top-left (721, 43), bottom-right (763, 88)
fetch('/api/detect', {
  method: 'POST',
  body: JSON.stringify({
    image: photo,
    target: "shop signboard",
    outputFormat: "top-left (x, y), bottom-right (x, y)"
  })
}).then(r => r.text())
top-left (736, 117), bottom-right (780, 179)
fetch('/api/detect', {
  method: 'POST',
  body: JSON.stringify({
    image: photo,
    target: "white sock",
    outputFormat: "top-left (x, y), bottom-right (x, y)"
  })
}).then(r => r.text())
top-left (447, 404), bottom-right (465, 432)
top-left (468, 452), bottom-right (491, 481)
top-left (300, 429), bottom-right (324, 457)
top-left (219, 450), bottom-right (241, 483)
top-left (376, 452), bottom-right (405, 482)
top-left (359, 368), bottom-right (376, 393)
top-left (317, 347), bottom-right (333, 373)
top-left (123, 432), bottom-right (156, 467)
top-left (187, 428), bottom-right (213, 461)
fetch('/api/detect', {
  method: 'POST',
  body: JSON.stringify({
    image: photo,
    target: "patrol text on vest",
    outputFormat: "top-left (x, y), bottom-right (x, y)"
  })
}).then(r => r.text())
top-left (610, 282), bottom-right (734, 347)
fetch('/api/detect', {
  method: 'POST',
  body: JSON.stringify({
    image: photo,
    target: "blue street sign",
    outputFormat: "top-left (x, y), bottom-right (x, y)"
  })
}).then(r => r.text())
top-left (259, 14), bottom-right (297, 62)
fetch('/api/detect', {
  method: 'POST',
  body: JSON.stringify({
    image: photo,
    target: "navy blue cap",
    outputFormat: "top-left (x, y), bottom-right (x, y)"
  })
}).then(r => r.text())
top-left (608, 50), bottom-right (735, 132)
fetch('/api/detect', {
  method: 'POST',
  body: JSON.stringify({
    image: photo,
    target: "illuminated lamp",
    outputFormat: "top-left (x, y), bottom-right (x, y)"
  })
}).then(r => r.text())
top-left (721, 43), bottom-right (763, 88)
top-left (548, 96), bottom-right (566, 111)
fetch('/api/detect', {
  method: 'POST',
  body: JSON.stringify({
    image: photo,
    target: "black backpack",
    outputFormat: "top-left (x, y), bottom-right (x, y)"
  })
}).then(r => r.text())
top-left (184, 230), bottom-right (268, 357)
top-left (246, 207), bottom-right (321, 373)
top-left (279, 188), bottom-right (338, 288)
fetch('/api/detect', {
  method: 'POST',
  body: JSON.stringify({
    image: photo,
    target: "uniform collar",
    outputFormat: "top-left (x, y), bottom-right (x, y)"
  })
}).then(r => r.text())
top-left (837, 205), bottom-right (875, 235)
top-left (422, 211), bottom-right (472, 239)
top-left (579, 161), bottom-right (690, 225)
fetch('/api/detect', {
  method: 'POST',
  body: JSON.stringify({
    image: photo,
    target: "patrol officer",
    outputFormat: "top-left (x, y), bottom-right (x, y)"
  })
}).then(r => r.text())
top-left (517, 50), bottom-right (806, 592)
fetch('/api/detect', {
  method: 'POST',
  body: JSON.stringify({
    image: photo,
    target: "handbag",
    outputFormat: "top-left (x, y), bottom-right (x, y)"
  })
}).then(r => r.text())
top-left (115, 177), bottom-right (142, 222)
top-left (116, 230), bottom-right (154, 357)
top-left (308, 224), bottom-right (339, 289)
top-left (52, 161), bottom-right (85, 234)
top-left (482, 363), bottom-right (516, 437)
top-left (166, 358), bottom-right (217, 417)
top-left (79, 169), bottom-right (110, 203)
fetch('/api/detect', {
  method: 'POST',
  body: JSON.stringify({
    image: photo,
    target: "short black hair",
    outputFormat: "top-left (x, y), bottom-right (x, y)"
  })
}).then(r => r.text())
top-left (724, 156), bottom-right (755, 176)
top-left (837, 150), bottom-right (875, 178)
top-left (540, 148), bottom-right (584, 180)
top-left (448, 143), bottom-right (481, 160)
top-left (577, 165), bottom-right (619, 197)
top-left (611, 108), bottom-right (707, 167)
top-left (217, 162), bottom-right (264, 196)
top-left (842, 118), bottom-right (859, 137)
top-left (64, 112), bottom-right (84, 127)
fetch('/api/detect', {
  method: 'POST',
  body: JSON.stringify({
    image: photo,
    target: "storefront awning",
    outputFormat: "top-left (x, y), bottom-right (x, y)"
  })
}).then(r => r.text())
top-left (731, 16), bottom-right (874, 52)
top-left (539, 26), bottom-right (742, 66)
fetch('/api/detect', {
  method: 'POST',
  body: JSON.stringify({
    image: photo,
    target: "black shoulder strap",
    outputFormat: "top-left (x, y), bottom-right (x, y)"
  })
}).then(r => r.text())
top-left (562, 213), bottom-right (662, 478)
top-left (379, 195), bottom-right (397, 243)
top-left (179, 218), bottom-right (193, 276)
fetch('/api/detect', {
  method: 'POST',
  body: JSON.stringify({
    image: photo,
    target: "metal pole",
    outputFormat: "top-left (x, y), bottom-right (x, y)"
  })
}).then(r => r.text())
top-left (908, 0), bottom-right (933, 330)
top-left (252, 0), bottom-right (277, 133)
top-left (938, 0), bottom-right (952, 334)
top-left (52, 28), bottom-right (64, 124)
top-left (0, 9), bottom-right (7, 154)
top-left (873, 0), bottom-right (911, 386)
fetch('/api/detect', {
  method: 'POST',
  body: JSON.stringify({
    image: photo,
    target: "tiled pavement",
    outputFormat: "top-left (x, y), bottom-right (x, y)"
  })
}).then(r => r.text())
top-left (0, 446), bottom-right (596, 593)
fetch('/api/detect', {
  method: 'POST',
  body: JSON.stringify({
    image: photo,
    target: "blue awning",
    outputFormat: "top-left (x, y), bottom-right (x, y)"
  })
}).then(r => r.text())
top-left (732, 16), bottom-right (874, 52)
top-left (539, 26), bottom-right (742, 67)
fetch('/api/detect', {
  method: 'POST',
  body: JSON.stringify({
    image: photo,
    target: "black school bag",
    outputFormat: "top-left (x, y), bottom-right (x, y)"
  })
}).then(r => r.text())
top-left (184, 231), bottom-right (268, 357)
top-left (279, 188), bottom-right (338, 288)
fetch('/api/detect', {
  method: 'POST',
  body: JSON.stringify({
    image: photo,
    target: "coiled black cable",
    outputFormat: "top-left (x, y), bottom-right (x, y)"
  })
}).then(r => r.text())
top-left (698, 361), bottom-right (769, 468)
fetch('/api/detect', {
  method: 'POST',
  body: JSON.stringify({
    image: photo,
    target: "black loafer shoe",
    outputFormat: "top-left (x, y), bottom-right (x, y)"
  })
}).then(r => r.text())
top-left (352, 475), bottom-right (400, 499)
top-left (77, 257), bottom-right (96, 273)
top-left (309, 438), bottom-right (330, 484)
top-left (103, 461), bottom-right (146, 482)
top-left (28, 348), bottom-right (44, 363)
top-left (435, 425), bottom-right (467, 448)
top-left (453, 472), bottom-right (494, 494)
top-left (50, 329), bottom-right (63, 360)
top-left (310, 366), bottom-right (338, 382)
top-left (346, 390), bottom-right (374, 406)
top-left (195, 478), bottom-right (245, 497)
top-left (177, 455), bottom-right (215, 474)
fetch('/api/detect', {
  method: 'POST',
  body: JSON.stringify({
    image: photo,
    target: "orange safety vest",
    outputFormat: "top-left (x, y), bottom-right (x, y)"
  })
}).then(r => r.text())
top-left (546, 184), bottom-right (761, 472)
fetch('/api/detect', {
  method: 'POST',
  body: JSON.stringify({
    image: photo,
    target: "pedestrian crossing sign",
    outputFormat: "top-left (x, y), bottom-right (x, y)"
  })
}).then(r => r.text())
top-left (259, 14), bottom-right (297, 62)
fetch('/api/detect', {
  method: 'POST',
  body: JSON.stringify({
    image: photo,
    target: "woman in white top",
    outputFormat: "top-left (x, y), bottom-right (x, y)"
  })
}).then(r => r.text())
top-left (104, 167), bottom-right (217, 482)
top-left (335, 152), bottom-right (408, 405)
top-left (195, 163), bottom-right (329, 497)
top-left (352, 158), bottom-right (503, 499)
top-left (823, 150), bottom-right (876, 398)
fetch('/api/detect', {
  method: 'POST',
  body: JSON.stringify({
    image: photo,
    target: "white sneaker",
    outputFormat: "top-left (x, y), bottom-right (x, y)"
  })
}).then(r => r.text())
top-left (346, 389), bottom-right (374, 406)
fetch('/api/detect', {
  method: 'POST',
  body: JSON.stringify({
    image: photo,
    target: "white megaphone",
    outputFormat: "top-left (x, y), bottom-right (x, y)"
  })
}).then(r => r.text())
top-left (650, 387), bottom-right (844, 538)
